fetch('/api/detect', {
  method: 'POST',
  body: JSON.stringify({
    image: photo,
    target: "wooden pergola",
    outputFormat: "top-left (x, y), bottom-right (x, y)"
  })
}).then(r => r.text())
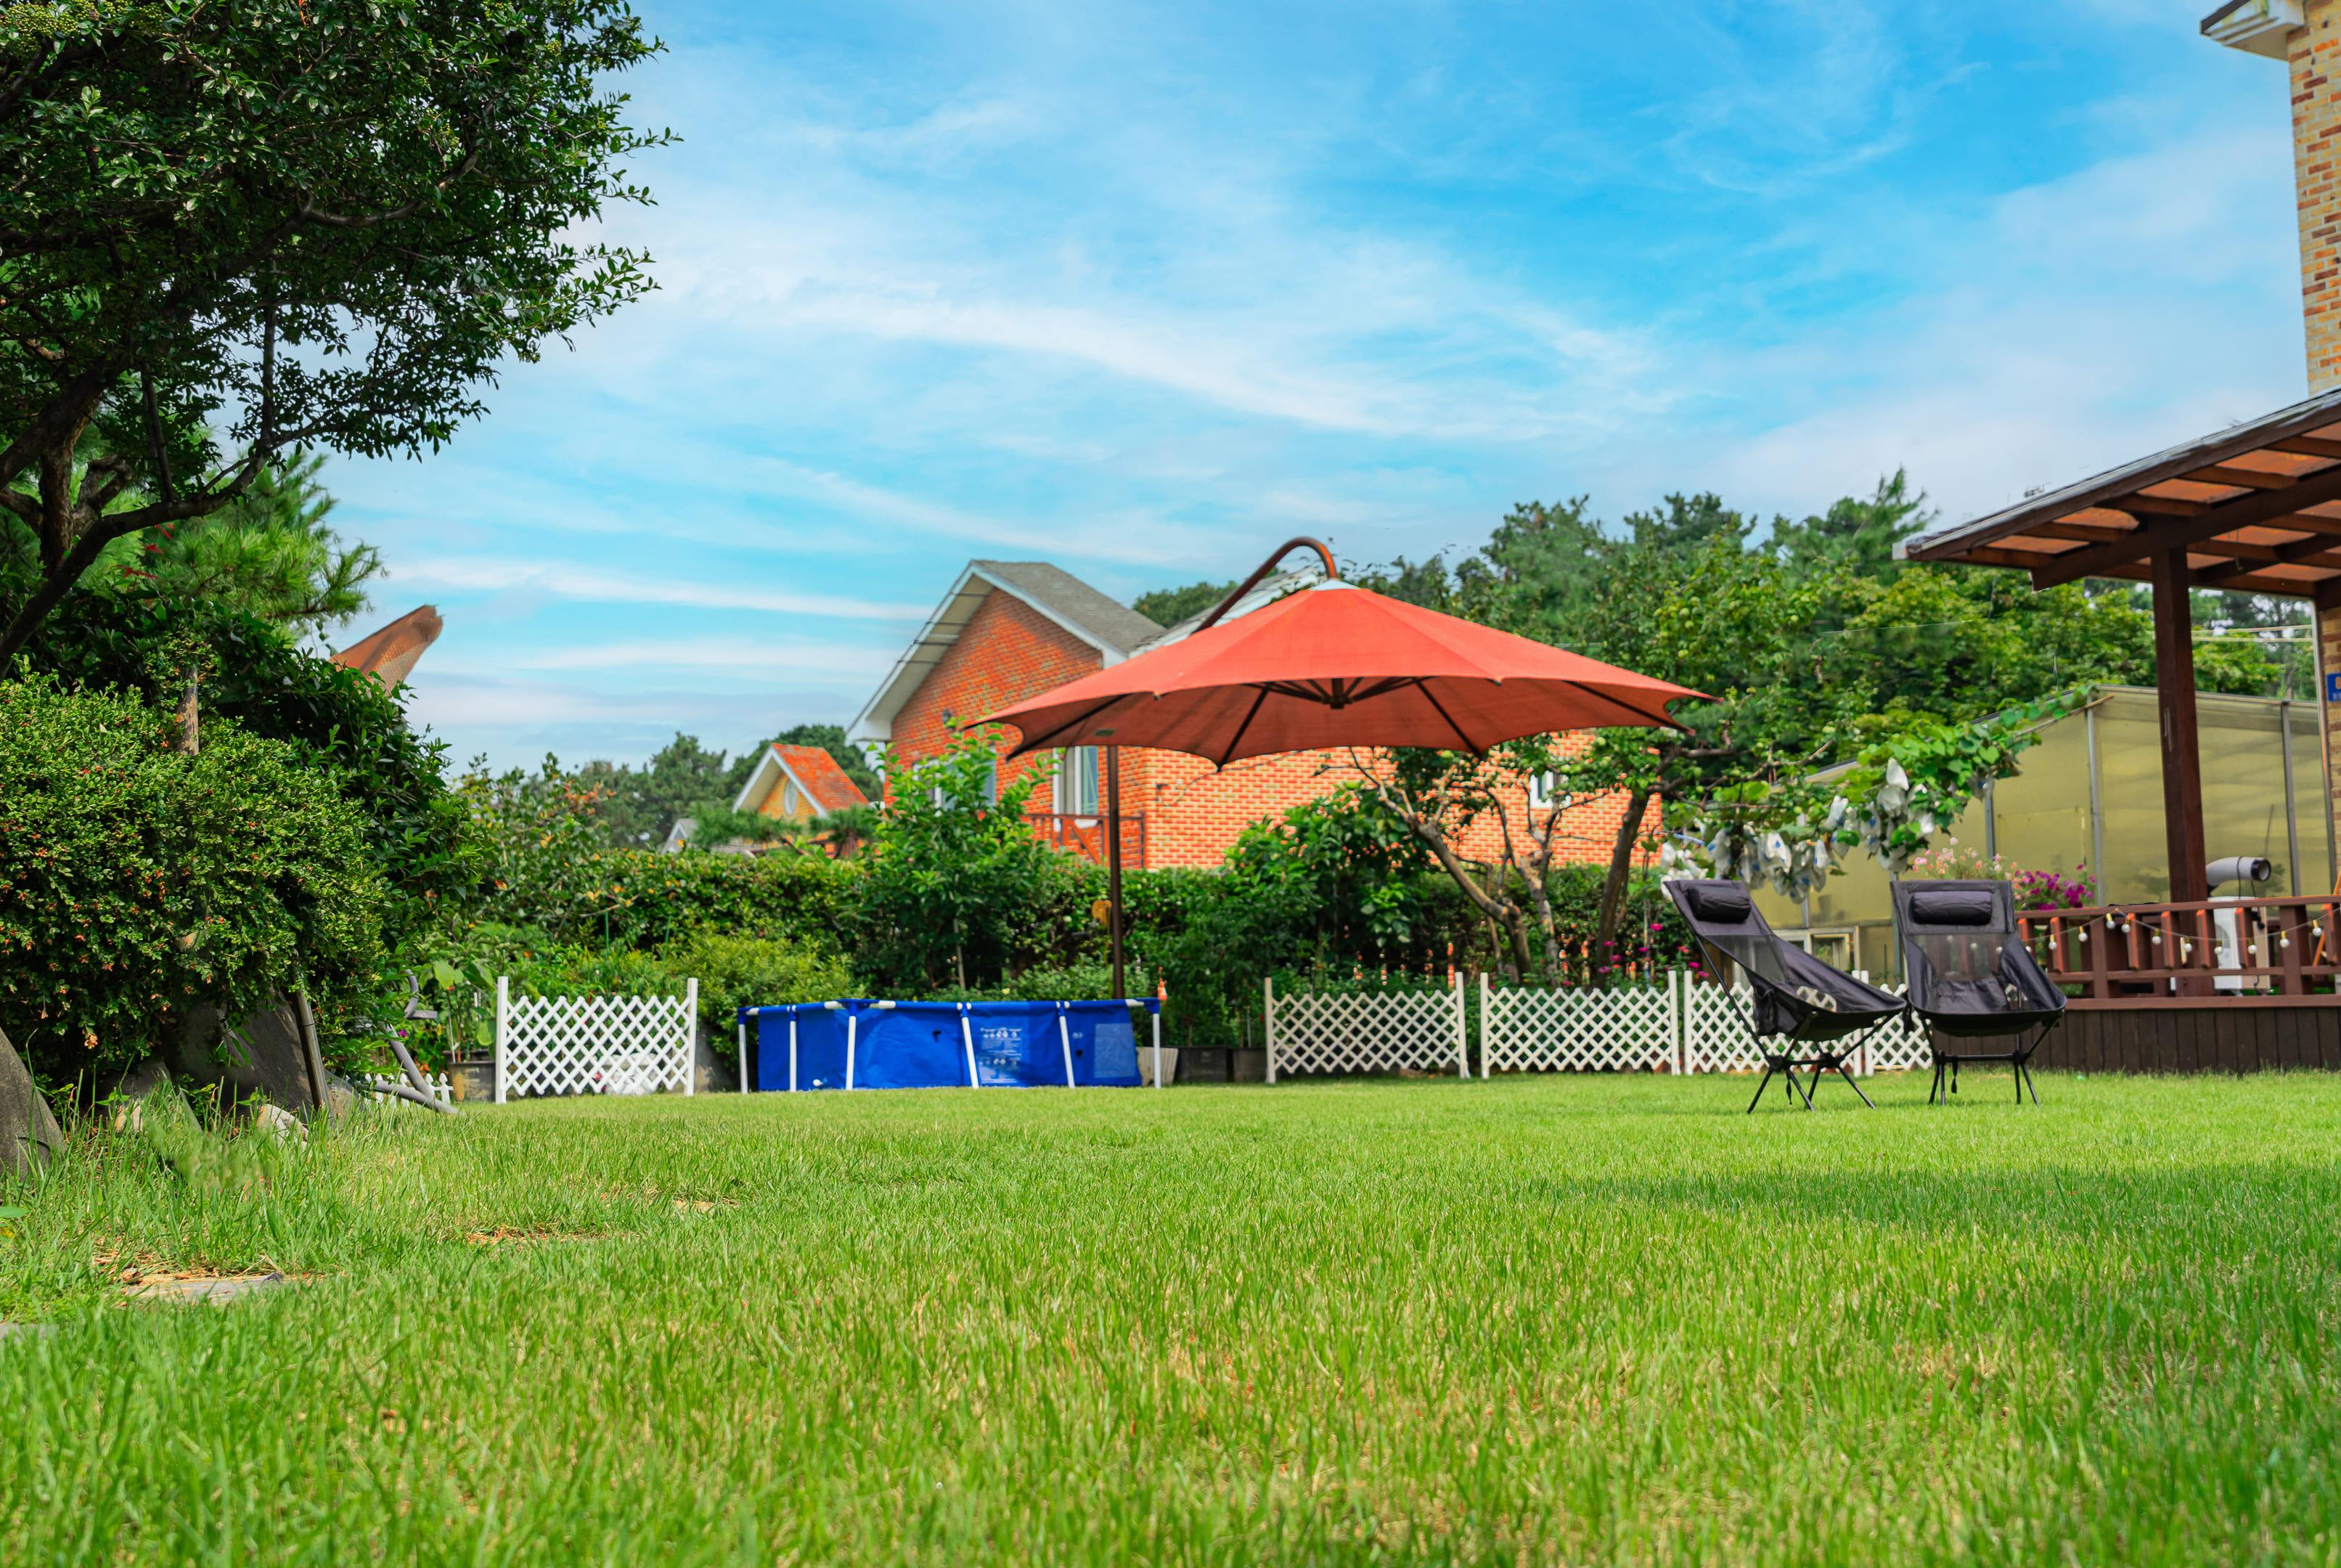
top-left (1902, 387), bottom-right (2341, 903)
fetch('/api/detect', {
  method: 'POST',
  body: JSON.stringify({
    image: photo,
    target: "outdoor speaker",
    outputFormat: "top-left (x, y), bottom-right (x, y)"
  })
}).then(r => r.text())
top-left (2206, 856), bottom-right (2273, 891)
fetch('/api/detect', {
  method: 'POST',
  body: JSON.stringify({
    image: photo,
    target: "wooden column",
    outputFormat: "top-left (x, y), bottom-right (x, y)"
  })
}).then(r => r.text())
top-left (2152, 546), bottom-right (2209, 904)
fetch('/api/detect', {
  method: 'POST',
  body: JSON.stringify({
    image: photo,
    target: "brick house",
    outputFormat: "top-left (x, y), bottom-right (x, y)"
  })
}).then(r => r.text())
top-left (849, 559), bottom-right (1656, 873)
top-left (730, 743), bottom-right (870, 824)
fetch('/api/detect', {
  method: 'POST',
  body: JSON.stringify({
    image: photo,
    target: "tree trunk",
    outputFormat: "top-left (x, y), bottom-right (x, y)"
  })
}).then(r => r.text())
top-left (176, 666), bottom-right (200, 756)
top-left (1520, 849), bottom-right (1564, 981)
top-left (1593, 786), bottom-right (1653, 982)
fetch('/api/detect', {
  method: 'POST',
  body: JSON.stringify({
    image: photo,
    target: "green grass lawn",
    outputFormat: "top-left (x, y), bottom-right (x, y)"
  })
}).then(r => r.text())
top-left (4, 1072), bottom-right (2341, 1564)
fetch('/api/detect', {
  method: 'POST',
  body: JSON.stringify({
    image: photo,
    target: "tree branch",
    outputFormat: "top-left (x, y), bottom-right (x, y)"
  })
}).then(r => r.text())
top-left (0, 510), bottom-right (142, 665)
top-left (296, 144), bottom-right (482, 229)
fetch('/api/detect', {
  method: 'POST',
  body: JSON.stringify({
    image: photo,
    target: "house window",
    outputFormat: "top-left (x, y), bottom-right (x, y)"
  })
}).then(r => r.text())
top-left (781, 781), bottom-right (800, 815)
top-left (927, 756), bottom-right (1000, 807)
top-left (1055, 746), bottom-right (1101, 815)
top-left (1527, 771), bottom-right (1568, 812)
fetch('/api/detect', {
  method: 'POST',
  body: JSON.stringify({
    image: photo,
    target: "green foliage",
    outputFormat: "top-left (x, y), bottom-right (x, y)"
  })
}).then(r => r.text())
top-left (452, 758), bottom-right (621, 942)
top-left (1129, 580), bottom-right (1233, 628)
top-left (665, 933), bottom-right (854, 1034)
top-left (127, 451), bottom-right (382, 635)
top-left (581, 733), bottom-right (751, 851)
top-left (0, 676), bottom-right (384, 1080)
top-left (17, 579), bottom-right (478, 950)
top-left (1771, 469), bottom-right (1930, 583)
top-left (855, 732), bottom-right (1065, 992)
top-left (0, 0), bottom-right (666, 658)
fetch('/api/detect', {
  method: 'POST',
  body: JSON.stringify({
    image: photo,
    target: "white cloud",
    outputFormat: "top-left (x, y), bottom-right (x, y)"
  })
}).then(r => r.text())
top-left (501, 637), bottom-right (895, 677)
top-left (392, 557), bottom-right (927, 621)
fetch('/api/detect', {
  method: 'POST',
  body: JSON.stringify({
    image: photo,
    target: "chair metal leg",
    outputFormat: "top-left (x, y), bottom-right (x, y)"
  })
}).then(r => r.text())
top-left (1790, 1063), bottom-right (1815, 1111)
top-left (1747, 1066), bottom-right (1775, 1115)
top-left (1837, 1061), bottom-right (1875, 1109)
top-left (1929, 1058), bottom-right (1943, 1106)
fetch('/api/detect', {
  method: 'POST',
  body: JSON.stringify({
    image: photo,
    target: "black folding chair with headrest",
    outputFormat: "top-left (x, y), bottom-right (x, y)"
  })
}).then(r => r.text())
top-left (1890, 879), bottom-right (2067, 1106)
top-left (1664, 878), bottom-right (1911, 1113)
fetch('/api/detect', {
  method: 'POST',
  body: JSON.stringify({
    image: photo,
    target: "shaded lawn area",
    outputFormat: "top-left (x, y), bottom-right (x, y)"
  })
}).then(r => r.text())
top-left (4, 1073), bottom-right (2340, 1564)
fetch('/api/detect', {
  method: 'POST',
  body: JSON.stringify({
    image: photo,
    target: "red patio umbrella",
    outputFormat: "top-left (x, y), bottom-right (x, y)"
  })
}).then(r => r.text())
top-left (975, 539), bottom-right (1704, 997)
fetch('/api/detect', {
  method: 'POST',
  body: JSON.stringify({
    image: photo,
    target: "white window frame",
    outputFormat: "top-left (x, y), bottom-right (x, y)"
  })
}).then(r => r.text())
top-left (1055, 746), bottom-right (1101, 816)
top-left (1527, 771), bottom-right (1569, 812)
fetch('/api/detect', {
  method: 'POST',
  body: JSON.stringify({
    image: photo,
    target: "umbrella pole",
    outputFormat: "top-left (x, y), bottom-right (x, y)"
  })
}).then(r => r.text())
top-left (1107, 745), bottom-right (1127, 998)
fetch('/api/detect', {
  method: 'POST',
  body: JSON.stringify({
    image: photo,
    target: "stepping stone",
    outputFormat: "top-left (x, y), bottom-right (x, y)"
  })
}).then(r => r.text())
top-left (131, 1273), bottom-right (287, 1304)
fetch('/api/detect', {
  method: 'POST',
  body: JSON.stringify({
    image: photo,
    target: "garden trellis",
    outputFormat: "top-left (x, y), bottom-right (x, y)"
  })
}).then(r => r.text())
top-left (493, 978), bottom-right (698, 1102)
top-left (1265, 971), bottom-right (1932, 1081)
top-left (1263, 973), bottom-right (1469, 1082)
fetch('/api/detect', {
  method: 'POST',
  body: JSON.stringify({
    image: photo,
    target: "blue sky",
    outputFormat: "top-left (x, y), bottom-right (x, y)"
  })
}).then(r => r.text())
top-left (326, 0), bottom-right (2305, 772)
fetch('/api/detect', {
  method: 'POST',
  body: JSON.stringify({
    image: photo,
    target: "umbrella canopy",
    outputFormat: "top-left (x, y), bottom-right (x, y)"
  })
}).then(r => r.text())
top-left (978, 579), bottom-right (1703, 764)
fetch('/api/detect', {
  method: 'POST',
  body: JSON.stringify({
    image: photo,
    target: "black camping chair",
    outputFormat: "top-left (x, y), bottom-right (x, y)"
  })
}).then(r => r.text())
top-left (1664, 878), bottom-right (1911, 1113)
top-left (1890, 880), bottom-right (2067, 1106)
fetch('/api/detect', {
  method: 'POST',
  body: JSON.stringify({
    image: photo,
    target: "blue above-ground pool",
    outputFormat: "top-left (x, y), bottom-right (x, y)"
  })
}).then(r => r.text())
top-left (738, 998), bottom-right (1159, 1091)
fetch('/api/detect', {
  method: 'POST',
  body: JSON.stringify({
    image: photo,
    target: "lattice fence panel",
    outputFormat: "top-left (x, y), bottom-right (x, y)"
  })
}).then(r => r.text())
top-left (1482, 975), bottom-right (1680, 1074)
top-left (1680, 981), bottom-right (1767, 1074)
top-left (1858, 979), bottom-right (1932, 1072)
top-left (1266, 976), bottom-right (1464, 1080)
top-left (495, 980), bottom-right (698, 1102)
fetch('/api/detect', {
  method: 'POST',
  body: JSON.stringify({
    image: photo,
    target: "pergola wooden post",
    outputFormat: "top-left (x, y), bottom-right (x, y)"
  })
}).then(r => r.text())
top-left (2149, 547), bottom-right (2209, 905)
top-left (1902, 388), bottom-right (2341, 903)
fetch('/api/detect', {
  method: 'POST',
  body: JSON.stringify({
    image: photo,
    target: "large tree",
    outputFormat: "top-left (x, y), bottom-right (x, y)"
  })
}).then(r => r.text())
top-left (0, 1), bottom-right (666, 661)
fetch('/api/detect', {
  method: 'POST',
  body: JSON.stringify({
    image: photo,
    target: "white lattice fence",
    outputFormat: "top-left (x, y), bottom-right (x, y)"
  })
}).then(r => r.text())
top-left (1856, 979), bottom-right (1932, 1073)
top-left (1265, 973), bottom-right (1466, 1081)
top-left (1678, 980), bottom-right (1762, 1074)
top-left (494, 979), bottom-right (698, 1103)
top-left (1482, 973), bottom-right (1681, 1074)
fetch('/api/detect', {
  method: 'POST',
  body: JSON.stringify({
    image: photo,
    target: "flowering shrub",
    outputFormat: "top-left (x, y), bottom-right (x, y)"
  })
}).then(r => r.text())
top-left (1905, 842), bottom-right (2095, 911)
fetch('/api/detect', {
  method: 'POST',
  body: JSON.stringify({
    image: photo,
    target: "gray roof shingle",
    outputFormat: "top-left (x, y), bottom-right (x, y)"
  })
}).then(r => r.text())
top-left (972, 560), bottom-right (1164, 653)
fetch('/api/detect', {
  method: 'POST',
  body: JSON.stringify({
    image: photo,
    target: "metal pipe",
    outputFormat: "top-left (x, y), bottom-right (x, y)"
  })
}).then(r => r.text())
top-left (1193, 536), bottom-right (1339, 634)
top-left (2283, 698), bottom-right (2304, 896)
top-left (2087, 701), bottom-right (2107, 897)
top-left (1982, 776), bottom-right (1997, 860)
top-left (1106, 745), bottom-right (1126, 999)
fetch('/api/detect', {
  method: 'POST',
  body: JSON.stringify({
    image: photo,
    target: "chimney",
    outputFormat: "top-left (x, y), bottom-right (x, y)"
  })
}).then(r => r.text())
top-left (2207, 2), bottom-right (2335, 385)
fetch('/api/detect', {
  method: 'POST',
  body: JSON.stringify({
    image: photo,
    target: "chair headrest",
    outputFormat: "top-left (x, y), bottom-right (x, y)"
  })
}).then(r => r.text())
top-left (1683, 883), bottom-right (1753, 924)
top-left (1908, 886), bottom-right (1995, 926)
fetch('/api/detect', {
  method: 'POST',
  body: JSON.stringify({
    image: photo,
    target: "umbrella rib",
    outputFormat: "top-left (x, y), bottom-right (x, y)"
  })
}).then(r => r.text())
top-left (1008, 694), bottom-right (1128, 756)
top-left (1566, 682), bottom-right (1688, 733)
top-left (1217, 685), bottom-right (1274, 767)
top-left (1414, 680), bottom-right (1482, 754)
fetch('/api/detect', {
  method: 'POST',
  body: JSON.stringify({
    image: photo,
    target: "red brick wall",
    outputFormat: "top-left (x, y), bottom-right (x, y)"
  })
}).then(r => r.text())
top-left (1120, 735), bottom-right (1656, 871)
top-left (884, 584), bottom-right (1661, 877)
top-left (886, 588), bottom-right (1103, 805)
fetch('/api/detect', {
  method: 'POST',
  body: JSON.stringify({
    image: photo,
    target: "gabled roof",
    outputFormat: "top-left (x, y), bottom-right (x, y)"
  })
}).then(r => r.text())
top-left (976, 560), bottom-right (1161, 652)
top-left (849, 560), bottom-right (1165, 745)
top-left (729, 743), bottom-right (871, 817)
top-left (1900, 388), bottom-right (2341, 603)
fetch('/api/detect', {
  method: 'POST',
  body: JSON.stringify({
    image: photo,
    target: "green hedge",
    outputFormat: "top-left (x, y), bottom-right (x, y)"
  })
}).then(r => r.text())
top-left (0, 677), bottom-right (385, 1079)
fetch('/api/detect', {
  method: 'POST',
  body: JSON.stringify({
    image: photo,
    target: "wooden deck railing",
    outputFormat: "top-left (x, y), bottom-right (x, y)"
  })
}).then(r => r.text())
top-left (1036, 812), bottom-right (1145, 866)
top-left (2018, 897), bottom-right (2341, 1005)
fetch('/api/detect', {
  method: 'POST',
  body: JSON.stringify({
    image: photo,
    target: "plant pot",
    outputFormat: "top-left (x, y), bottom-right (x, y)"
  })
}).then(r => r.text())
top-left (1137, 1046), bottom-right (1180, 1087)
